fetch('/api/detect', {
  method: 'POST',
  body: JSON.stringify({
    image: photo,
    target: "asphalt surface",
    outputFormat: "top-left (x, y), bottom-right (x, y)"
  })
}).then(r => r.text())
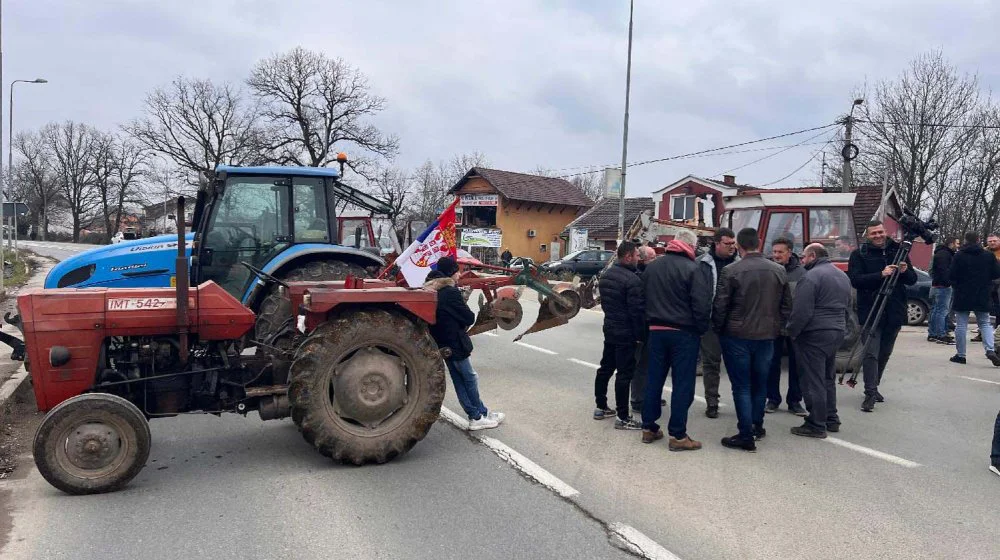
top-left (18, 239), bottom-right (99, 263)
top-left (3, 240), bottom-right (1000, 559)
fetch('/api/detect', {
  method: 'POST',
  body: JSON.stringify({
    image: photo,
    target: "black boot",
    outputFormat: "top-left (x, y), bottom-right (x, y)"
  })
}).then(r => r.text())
top-left (705, 405), bottom-right (719, 419)
top-left (752, 424), bottom-right (766, 440)
top-left (721, 434), bottom-right (756, 452)
top-left (861, 394), bottom-right (876, 412)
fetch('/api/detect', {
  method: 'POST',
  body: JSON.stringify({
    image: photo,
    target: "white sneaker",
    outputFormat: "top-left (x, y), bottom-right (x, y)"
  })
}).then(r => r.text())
top-left (990, 464), bottom-right (1000, 478)
top-left (468, 416), bottom-right (499, 431)
top-left (487, 411), bottom-right (505, 426)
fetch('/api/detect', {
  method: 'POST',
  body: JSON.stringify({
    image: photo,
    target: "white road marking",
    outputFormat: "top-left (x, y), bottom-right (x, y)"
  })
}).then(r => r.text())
top-left (608, 523), bottom-right (682, 560)
top-left (568, 358), bottom-right (601, 369)
top-left (439, 406), bottom-right (580, 498)
top-left (515, 341), bottom-right (558, 355)
top-left (482, 331), bottom-right (499, 337)
top-left (824, 437), bottom-right (921, 468)
top-left (960, 375), bottom-right (1000, 386)
top-left (478, 435), bottom-right (580, 498)
top-left (439, 406), bottom-right (470, 430)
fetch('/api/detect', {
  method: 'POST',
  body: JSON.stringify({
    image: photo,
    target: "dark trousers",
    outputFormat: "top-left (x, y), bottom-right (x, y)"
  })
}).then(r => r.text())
top-left (641, 329), bottom-right (700, 439)
top-left (631, 333), bottom-right (649, 408)
top-left (595, 340), bottom-right (637, 420)
top-left (699, 330), bottom-right (722, 406)
top-left (766, 336), bottom-right (801, 406)
top-left (992, 411), bottom-right (1000, 464)
top-left (862, 324), bottom-right (901, 396)
top-left (720, 336), bottom-right (775, 440)
top-left (794, 330), bottom-right (845, 432)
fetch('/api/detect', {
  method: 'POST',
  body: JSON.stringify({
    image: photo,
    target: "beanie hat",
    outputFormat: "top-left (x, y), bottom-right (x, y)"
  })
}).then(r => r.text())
top-left (436, 256), bottom-right (459, 277)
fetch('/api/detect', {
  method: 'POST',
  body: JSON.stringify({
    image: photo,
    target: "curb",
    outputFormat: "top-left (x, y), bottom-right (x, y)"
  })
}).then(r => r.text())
top-left (0, 256), bottom-right (54, 410)
top-left (0, 366), bottom-right (28, 409)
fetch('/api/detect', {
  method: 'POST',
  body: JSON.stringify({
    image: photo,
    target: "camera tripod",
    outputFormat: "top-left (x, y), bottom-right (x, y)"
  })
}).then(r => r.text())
top-left (838, 238), bottom-right (914, 387)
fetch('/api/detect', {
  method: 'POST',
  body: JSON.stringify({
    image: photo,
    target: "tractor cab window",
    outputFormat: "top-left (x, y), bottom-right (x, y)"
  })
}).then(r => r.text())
top-left (809, 208), bottom-right (856, 258)
top-left (338, 218), bottom-right (375, 249)
top-left (200, 176), bottom-right (291, 297)
top-left (764, 211), bottom-right (805, 254)
top-left (728, 209), bottom-right (762, 233)
top-left (293, 179), bottom-right (330, 243)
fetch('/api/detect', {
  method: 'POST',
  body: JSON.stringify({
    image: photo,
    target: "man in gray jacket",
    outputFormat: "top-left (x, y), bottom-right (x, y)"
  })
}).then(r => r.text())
top-left (786, 244), bottom-right (852, 438)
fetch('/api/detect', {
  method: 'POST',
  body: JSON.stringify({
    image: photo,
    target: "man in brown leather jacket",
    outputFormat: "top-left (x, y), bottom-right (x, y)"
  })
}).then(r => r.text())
top-left (712, 228), bottom-right (792, 452)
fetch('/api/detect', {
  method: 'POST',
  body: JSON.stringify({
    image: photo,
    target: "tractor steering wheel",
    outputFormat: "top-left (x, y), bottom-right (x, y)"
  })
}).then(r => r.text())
top-left (241, 262), bottom-right (289, 289)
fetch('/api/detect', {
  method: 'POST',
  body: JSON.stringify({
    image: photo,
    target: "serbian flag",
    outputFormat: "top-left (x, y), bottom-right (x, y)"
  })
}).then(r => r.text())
top-left (395, 198), bottom-right (459, 286)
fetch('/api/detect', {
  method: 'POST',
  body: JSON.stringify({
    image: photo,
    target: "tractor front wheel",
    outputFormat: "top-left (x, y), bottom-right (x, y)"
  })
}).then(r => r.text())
top-left (288, 309), bottom-right (445, 465)
top-left (33, 393), bottom-right (151, 495)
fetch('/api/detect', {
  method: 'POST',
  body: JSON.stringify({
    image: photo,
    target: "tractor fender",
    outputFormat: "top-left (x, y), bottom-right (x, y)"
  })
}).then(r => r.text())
top-left (241, 244), bottom-right (385, 304)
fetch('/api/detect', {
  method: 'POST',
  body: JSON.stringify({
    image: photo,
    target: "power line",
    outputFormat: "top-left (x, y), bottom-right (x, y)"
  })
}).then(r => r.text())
top-left (758, 141), bottom-right (831, 187)
top-left (710, 128), bottom-right (839, 178)
top-left (856, 119), bottom-right (1000, 130)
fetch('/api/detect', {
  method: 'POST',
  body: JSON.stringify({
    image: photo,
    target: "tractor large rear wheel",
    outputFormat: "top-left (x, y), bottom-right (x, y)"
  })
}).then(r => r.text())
top-left (288, 309), bottom-right (445, 465)
top-left (33, 393), bottom-right (151, 495)
top-left (254, 260), bottom-right (371, 369)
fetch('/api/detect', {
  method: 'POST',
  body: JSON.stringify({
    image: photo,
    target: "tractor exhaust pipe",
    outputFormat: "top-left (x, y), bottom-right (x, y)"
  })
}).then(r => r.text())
top-left (176, 197), bottom-right (190, 365)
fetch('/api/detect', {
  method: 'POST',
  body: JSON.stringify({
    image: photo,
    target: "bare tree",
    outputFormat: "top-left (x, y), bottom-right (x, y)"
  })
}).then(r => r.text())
top-left (45, 121), bottom-right (101, 242)
top-left (12, 130), bottom-right (62, 240)
top-left (125, 77), bottom-right (269, 184)
top-left (857, 50), bottom-right (981, 210)
top-left (93, 132), bottom-right (148, 243)
top-left (402, 152), bottom-right (491, 224)
top-left (247, 47), bottom-right (398, 175)
top-left (367, 167), bottom-right (410, 229)
top-left (533, 164), bottom-right (599, 202)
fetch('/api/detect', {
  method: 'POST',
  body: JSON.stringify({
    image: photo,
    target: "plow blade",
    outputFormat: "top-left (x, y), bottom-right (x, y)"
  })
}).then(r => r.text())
top-left (468, 296), bottom-right (525, 336)
top-left (513, 290), bottom-right (581, 342)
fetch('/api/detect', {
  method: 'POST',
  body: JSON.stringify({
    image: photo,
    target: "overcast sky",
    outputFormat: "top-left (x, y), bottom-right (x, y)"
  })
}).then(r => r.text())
top-left (5, 0), bottom-right (998, 196)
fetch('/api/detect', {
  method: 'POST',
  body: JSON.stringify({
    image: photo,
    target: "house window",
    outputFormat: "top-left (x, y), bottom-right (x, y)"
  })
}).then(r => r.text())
top-left (671, 195), bottom-right (697, 221)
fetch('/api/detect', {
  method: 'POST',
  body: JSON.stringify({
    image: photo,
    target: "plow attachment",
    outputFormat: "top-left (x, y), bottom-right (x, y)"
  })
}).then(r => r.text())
top-left (461, 264), bottom-right (582, 340)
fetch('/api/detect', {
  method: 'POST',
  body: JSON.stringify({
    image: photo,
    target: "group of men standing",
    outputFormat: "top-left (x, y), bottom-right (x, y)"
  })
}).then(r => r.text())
top-left (594, 225), bottom-right (854, 452)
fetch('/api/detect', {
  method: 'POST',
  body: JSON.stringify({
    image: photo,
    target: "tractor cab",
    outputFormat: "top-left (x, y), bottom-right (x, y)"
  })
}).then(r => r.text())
top-left (192, 166), bottom-right (392, 301)
top-left (722, 189), bottom-right (859, 265)
top-left (45, 165), bottom-right (393, 307)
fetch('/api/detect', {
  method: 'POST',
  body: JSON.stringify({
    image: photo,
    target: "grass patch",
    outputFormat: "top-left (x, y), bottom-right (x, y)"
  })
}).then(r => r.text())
top-left (2, 251), bottom-right (36, 295)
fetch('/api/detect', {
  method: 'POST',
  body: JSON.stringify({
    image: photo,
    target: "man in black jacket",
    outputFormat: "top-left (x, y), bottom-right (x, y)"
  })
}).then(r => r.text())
top-left (766, 237), bottom-right (807, 416)
top-left (640, 229), bottom-right (712, 451)
top-left (847, 220), bottom-right (918, 412)
top-left (928, 237), bottom-right (959, 344)
top-left (947, 232), bottom-right (1000, 366)
top-left (713, 228), bottom-right (793, 452)
top-left (787, 244), bottom-right (852, 438)
top-left (425, 257), bottom-right (504, 431)
top-left (594, 241), bottom-right (645, 430)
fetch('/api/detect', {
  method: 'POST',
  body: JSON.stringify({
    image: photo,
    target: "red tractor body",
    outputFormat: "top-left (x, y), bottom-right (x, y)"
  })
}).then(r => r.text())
top-left (19, 282), bottom-right (256, 411)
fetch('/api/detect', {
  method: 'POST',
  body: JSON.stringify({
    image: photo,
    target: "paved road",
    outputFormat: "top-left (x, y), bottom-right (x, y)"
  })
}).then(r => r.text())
top-left (3, 241), bottom-right (1000, 559)
top-left (18, 239), bottom-right (99, 263)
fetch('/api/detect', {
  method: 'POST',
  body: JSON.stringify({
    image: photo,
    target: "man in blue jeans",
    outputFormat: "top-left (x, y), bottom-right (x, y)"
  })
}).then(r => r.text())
top-left (928, 237), bottom-right (958, 344)
top-left (713, 228), bottom-right (792, 452)
top-left (639, 229), bottom-right (712, 451)
top-left (947, 232), bottom-right (1000, 366)
top-left (424, 257), bottom-right (504, 431)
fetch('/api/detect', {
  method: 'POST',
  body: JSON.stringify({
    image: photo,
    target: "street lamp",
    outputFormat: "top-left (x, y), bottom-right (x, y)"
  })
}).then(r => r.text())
top-left (7, 78), bottom-right (48, 255)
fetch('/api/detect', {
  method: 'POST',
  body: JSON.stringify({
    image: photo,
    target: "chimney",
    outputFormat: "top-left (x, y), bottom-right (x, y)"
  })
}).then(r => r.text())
top-left (723, 174), bottom-right (736, 186)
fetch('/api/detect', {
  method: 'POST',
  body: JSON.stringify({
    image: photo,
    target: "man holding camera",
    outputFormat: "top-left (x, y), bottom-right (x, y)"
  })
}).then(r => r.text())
top-left (847, 220), bottom-right (917, 413)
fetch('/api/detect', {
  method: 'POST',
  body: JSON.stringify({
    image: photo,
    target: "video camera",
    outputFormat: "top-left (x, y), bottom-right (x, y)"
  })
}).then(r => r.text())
top-left (896, 207), bottom-right (938, 244)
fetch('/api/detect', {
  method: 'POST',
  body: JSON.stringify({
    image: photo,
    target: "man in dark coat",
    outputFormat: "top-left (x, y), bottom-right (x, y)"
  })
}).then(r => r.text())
top-left (787, 244), bottom-right (852, 438)
top-left (713, 228), bottom-right (793, 452)
top-left (928, 237), bottom-right (959, 344)
top-left (594, 241), bottom-right (645, 429)
top-left (500, 248), bottom-right (513, 266)
top-left (947, 232), bottom-right (1000, 366)
top-left (640, 230), bottom-right (712, 451)
top-left (766, 237), bottom-right (806, 416)
top-left (847, 220), bottom-right (917, 412)
top-left (425, 256), bottom-right (504, 430)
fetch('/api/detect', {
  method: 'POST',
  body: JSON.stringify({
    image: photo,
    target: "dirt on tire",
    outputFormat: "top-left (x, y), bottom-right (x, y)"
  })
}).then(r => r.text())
top-left (254, 260), bottom-right (371, 354)
top-left (287, 309), bottom-right (445, 465)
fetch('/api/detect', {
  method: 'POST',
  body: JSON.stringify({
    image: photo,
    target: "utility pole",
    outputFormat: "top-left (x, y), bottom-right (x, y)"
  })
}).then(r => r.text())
top-left (617, 0), bottom-right (634, 244)
top-left (1, 0), bottom-right (6, 295)
top-left (820, 152), bottom-right (826, 190)
top-left (841, 98), bottom-right (864, 193)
